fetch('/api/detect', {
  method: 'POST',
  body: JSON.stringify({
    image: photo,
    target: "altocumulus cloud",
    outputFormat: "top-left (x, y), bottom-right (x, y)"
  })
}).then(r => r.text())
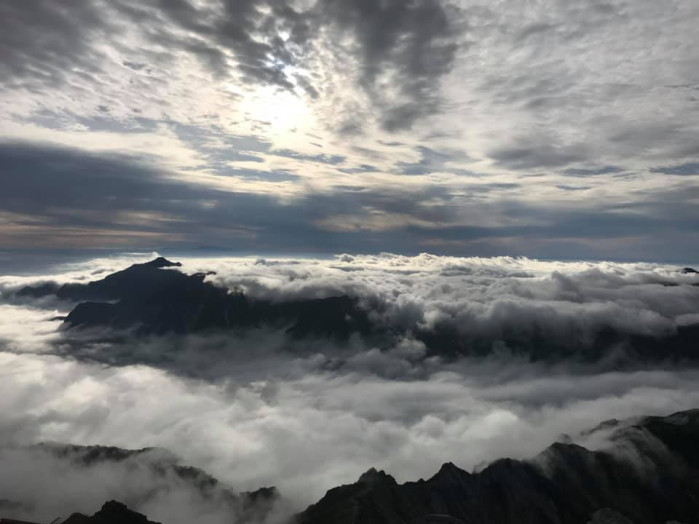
top-left (1, 2), bottom-right (698, 263)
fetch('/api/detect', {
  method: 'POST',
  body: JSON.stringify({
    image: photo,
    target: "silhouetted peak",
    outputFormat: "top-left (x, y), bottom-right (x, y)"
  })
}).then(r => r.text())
top-left (431, 462), bottom-right (469, 482)
top-left (60, 500), bottom-right (160, 524)
top-left (141, 257), bottom-right (182, 269)
top-left (358, 468), bottom-right (395, 486)
top-left (93, 500), bottom-right (159, 523)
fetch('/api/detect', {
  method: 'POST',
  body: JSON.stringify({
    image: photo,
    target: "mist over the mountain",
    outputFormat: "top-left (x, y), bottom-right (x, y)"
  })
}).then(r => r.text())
top-left (1, 253), bottom-right (698, 523)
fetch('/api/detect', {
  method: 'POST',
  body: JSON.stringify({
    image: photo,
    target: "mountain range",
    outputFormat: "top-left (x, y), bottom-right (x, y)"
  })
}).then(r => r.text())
top-left (16, 257), bottom-right (699, 363)
top-left (3, 409), bottom-right (699, 524)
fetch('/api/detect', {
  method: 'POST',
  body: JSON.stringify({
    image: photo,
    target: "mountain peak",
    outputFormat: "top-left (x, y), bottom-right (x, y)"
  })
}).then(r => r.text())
top-left (358, 467), bottom-right (395, 486)
top-left (142, 257), bottom-right (182, 268)
top-left (431, 461), bottom-right (468, 481)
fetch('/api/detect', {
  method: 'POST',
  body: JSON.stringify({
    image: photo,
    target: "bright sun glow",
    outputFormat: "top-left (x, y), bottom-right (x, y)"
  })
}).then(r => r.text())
top-left (239, 85), bottom-right (313, 137)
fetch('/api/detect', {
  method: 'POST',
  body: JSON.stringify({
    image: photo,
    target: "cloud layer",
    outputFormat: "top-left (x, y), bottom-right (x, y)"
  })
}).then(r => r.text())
top-left (1, 253), bottom-right (699, 521)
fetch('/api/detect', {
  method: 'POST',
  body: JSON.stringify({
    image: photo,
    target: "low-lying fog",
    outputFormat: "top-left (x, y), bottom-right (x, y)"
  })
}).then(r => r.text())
top-left (1, 253), bottom-right (698, 523)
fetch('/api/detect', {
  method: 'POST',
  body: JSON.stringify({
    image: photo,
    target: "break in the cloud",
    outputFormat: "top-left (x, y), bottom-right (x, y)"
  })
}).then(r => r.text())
top-left (1, 0), bottom-right (698, 260)
top-left (1, 253), bottom-right (699, 522)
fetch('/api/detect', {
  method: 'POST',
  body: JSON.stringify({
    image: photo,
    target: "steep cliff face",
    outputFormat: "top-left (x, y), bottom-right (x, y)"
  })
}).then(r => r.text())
top-left (296, 410), bottom-right (699, 524)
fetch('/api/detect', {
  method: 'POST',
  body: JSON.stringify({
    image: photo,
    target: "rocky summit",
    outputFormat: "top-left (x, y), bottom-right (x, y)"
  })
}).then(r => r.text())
top-left (295, 409), bottom-right (699, 524)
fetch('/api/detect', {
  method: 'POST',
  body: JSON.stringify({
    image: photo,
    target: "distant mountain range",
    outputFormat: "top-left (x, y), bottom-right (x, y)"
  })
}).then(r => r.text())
top-left (17, 257), bottom-right (699, 363)
top-left (3, 409), bottom-right (699, 524)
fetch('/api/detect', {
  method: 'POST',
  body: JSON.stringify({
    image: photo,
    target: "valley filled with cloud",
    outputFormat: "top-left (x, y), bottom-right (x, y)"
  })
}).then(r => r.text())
top-left (1, 253), bottom-right (698, 523)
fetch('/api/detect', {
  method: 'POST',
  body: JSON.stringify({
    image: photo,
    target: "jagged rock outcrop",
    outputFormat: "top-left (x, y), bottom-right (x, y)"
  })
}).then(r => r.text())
top-left (295, 409), bottom-right (699, 524)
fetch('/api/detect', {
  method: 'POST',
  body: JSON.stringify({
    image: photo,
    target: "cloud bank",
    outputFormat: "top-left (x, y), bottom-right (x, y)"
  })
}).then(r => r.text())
top-left (1, 253), bottom-right (698, 522)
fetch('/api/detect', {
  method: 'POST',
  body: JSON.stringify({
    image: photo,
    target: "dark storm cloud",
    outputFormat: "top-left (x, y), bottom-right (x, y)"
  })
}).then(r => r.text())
top-left (0, 0), bottom-right (107, 89)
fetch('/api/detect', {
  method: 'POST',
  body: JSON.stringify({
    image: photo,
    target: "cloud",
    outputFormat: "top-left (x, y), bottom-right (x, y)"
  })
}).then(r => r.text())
top-left (3, 140), bottom-right (699, 260)
top-left (0, 0), bottom-right (107, 90)
top-left (1, 2), bottom-right (699, 261)
top-left (650, 162), bottom-right (699, 176)
top-left (315, 0), bottom-right (462, 130)
top-left (7, 253), bottom-right (699, 367)
top-left (0, 443), bottom-right (284, 524)
top-left (3, 0), bottom-right (461, 132)
top-left (2, 346), bottom-right (699, 518)
top-left (1, 254), bottom-right (699, 519)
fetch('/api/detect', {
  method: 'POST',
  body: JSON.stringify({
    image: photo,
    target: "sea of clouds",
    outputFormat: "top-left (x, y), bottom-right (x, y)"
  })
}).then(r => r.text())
top-left (0, 253), bottom-right (698, 523)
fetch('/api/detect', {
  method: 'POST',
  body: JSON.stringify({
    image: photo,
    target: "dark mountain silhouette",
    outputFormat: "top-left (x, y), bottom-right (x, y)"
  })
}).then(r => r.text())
top-left (17, 258), bottom-right (699, 363)
top-left (19, 257), bottom-right (373, 339)
top-left (0, 442), bottom-right (279, 524)
top-left (3, 410), bottom-right (699, 524)
top-left (61, 500), bottom-right (160, 524)
top-left (295, 409), bottom-right (699, 524)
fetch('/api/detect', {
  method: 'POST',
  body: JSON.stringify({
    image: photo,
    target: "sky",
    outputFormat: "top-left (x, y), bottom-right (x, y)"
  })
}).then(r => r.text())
top-left (1, 0), bottom-right (699, 262)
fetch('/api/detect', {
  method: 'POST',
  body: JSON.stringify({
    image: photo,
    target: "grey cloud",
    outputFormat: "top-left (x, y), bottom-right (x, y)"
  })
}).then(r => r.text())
top-left (1, 0), bottom-right (462, 131)
top-left (270, 148), bottom-right (345, 165)
top-left (2, 320), bottom-right (699, 512)
top-left (0, 0), bottom-right (108, 89)
top-left (650, 162), bottom-right (699, 176)
top-left (0, 443), bottom-right (284, 524)
top-left (396, 146), bottom-right (453, 175)
top-left (2, 141), bottom-right (699, 260)
top-left (317, 0), bottom-right (461, 130)
top-left (490, 141), bottom-right (590, 170)
top-left (563, 166), bottom-right (622, 177)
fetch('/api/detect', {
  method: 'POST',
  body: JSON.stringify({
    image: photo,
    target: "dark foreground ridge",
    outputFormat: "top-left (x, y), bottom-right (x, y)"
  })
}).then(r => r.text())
top-left (296, 409), bottom-right (699, 524)
top-left (17, 257), bottom-right (699, 362)
top-left (1, 501), bottom-right (157, 524)
top-left (3, 410), bottom-right (699, 524)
